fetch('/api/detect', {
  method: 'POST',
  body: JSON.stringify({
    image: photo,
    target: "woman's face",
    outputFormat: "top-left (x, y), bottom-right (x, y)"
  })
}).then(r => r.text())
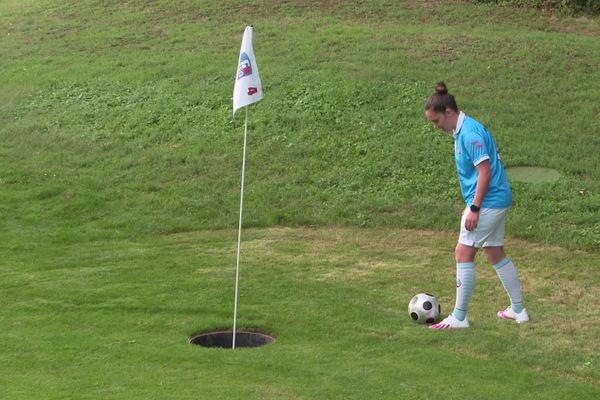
top-left (425, 109), bottom-right (455, 133)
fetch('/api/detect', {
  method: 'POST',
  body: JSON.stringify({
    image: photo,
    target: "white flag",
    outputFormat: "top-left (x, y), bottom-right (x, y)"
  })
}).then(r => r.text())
top-left (233, 26), bottom-right (263, 115)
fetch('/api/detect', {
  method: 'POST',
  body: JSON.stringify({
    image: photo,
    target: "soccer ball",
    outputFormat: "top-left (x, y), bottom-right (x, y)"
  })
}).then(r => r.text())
top-left (408, 293), bottom-right (441, 324)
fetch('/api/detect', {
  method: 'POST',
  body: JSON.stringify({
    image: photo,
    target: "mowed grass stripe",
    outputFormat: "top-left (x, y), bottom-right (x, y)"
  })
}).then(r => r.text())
top-left (2, 227), bottom-right (600, 399)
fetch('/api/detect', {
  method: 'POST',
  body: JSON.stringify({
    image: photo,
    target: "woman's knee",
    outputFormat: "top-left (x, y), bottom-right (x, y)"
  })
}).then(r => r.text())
top-left (484, 247), bottom-right (506, 265)
top-left (455, 243), bottom-right (477, 263)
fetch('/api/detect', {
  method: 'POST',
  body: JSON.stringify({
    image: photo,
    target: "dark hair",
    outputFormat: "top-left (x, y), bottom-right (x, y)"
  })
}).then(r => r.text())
top-left (425, 81), bottom-right (459, 113)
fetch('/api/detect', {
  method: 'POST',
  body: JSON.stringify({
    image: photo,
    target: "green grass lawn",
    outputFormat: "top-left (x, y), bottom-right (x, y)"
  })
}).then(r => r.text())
top-left (1, 0), bottom-right (599, 249)
top-left (2, 227), bottom-right (600, 399)
top-left (1, 0), bottom-right (599, 398)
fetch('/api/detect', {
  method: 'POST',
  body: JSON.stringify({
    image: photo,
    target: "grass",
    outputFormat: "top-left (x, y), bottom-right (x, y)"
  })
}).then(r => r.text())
top-left (1, 0), bottom-right (599, 249)
top-left (2, 227), bottom-right (600, 399)
top-left (0, 0), bottom-right (599, 398)
top-left (470, 0), bottom-right (600, 16)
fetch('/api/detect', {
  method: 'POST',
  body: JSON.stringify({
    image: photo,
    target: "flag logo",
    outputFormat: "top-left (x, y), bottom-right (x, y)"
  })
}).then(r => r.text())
top-left (237, 53), bottom-right (252, 80)
top-left (233, 26), bottom-right (263, 115)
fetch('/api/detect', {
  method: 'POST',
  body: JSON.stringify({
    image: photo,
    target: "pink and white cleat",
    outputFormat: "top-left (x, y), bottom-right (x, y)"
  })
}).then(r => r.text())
top-left (429, 313), bottom-right (469, 329)
top-left (497, 307), bottom-right (529, 323)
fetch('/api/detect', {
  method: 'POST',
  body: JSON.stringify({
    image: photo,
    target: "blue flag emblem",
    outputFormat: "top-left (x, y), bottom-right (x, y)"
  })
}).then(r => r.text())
top-left (237, 52), bottom-right (252, 80)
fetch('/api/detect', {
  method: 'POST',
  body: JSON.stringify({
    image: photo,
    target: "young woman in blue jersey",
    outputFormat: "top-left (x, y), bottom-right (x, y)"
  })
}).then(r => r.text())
top-left (424, 82), bottom-right (528, 329)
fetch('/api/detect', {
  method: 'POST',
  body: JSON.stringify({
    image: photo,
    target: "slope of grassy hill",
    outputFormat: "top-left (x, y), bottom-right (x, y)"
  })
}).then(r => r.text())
top-left (1, 0), bottom-right (599, 250)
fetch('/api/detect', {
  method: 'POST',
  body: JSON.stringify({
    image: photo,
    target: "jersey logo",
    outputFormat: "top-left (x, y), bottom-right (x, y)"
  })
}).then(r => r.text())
top-left (471, 140), bottom-right (484, 149)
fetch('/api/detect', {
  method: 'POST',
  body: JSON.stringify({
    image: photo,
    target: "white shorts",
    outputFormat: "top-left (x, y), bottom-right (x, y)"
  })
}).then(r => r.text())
top-left (458, 207), bottom-right (509, 248)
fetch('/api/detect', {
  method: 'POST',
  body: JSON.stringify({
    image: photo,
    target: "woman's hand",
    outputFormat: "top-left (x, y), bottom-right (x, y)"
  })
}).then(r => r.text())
top-left (464, 210), bottom-right (480, 231)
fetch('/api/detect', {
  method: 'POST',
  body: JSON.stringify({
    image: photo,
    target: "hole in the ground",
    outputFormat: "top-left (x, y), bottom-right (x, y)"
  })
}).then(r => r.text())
top-left (188, 330), bottom-right (274, 349)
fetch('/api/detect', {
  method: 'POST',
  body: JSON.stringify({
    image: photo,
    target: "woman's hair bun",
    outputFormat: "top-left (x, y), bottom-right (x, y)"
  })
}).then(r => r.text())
top-left (435, 81), bottom-right (448, 95)
top-left (425, 80), bottom-right (458, 112)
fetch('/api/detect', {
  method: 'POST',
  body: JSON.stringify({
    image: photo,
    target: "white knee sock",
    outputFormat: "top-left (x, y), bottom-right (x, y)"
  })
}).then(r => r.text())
top-left (453, 262), bottom-right (476, 321)
top-left (494, 258), bottom-right (524, 313)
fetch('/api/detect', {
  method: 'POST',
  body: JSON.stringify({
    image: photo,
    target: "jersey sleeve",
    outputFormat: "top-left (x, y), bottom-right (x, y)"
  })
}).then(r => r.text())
top-left (462, 130), bottom-right (490, 166)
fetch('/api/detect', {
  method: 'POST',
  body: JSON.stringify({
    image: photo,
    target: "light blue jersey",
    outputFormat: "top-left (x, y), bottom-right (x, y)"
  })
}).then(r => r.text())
top-left (454, 113), bottom-right (512, 208)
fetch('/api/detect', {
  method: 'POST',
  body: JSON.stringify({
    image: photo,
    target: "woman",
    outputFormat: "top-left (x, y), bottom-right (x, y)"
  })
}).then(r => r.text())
top-left (424, 82), bottom-right (529, 329)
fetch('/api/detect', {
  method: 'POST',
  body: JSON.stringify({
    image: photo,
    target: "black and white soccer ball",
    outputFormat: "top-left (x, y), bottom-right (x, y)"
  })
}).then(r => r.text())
top-left (408, 293), bottom-right (441, 324)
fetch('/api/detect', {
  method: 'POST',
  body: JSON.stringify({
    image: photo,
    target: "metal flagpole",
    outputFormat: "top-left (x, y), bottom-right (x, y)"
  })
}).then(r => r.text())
top-left (232, 106), bottom-right (249, 350)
